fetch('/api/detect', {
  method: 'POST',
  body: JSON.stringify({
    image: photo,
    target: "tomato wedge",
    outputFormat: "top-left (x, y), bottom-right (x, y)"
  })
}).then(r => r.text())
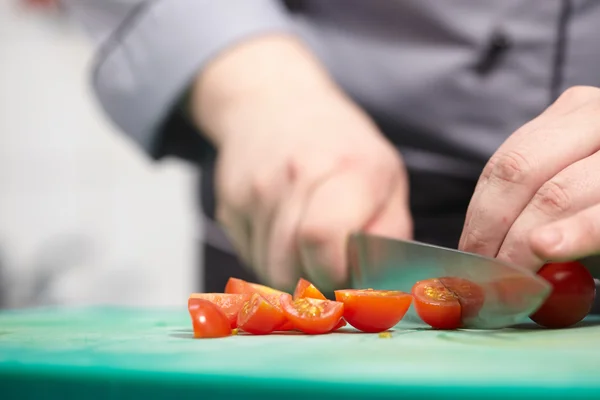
top-left (334, 289), bottom-right (412, 333)
top-left (188, 293), bottom-right (250, 329)
top-left (280, 295), bottom-right (344, 334)
top-left (188, 299), bottom-right (232, 339)
top-left (237, 293), bottom-right (288, 335)
top-left (293, 278), bottom-right (327, 300)
top-left (225, 277), bottom-right (289, 307)
top-left (412, 279), bottom-right (462, 330)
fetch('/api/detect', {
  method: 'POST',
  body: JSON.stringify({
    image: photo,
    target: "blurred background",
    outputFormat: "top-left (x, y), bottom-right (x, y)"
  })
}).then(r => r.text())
top-left (0, 0), bottom-right (200, 309)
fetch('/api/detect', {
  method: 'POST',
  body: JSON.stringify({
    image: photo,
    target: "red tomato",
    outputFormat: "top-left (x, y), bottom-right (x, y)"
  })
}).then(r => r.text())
top-left (225, 277), bottom-right (289, 307)
top-left (280, 295), bottom-right (344, 334)
top-left (530, 261), bottom-right (596, 329)
top-left (188, 293), bottom-right (250, 329)
top-left (293, 278), bottom-right (327, 300)
top-left (188, 299), bottom-right (232, 339)
top-left (237, 293), bottom-right (288, 335)
top-left (334, 289), bottom-right (412, 333)
top-left (412, 279), bottom-right (462, 330)
top-left (332, 318), bottom-right (347, 331)
top-left (438, 277), bottom-right (485, 319)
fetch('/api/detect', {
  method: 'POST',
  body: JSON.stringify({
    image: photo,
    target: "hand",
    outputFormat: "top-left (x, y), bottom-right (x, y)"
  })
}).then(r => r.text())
top-left (191, 35), bottom-right (412, 291)
top-left (459, 86), bottom-right (600, 271)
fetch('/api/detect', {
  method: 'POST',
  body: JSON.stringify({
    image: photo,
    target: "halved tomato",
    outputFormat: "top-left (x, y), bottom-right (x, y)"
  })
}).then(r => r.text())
top-left (237, 293), bottom-right (288, 335)
top-left (412, 279), bottom-right (462, 330)
top-left (280, 295), bottom-right (344, 334)
top-left (225, 277), bottom-right (289, 307)
top-left (438, 277), bottom-right (485, 320)
top-left (334, 289), bottom-right (412, 333)
top-left (293, 278), bottom-right (327, 300)
top-left (188, 293), bottom-right (250, 329)
top-left (189, 299), bottom-right (232, 339)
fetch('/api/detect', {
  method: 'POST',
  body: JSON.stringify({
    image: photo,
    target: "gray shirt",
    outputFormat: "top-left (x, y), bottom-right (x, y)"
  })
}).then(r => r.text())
top-left (62, 0), bottom-right (600, 250)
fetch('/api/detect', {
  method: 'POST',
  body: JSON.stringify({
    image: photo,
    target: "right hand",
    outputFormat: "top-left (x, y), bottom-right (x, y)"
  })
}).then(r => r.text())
top-left (191, 35), bottom-right (413, 291)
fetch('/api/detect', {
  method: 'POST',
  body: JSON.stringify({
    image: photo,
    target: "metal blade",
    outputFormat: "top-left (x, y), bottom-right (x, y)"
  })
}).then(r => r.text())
top-left (347, 232), bottom-right (552, 329)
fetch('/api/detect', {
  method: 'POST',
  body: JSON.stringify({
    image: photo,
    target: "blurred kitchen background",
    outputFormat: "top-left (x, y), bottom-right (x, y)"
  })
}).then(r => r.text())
top-left (0, 0), bottom-right (200, 309)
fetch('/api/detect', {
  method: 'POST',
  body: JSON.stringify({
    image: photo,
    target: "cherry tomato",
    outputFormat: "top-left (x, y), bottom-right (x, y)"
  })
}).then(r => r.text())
top-left (438, 277), bottom-right (485, 320)
top-left (225, 277), bottom-right (289, 307)
top-left (293, 278), bottom-right (327, 300)
top-left (188, 299), bottom-right (232, 339)
top-left (334, 289), bottom-right (412, 333)
top-left (188, 293), bottom-right (250, 329)
top-left (237, 293), bottom-right (288, 335)
top-left (412, 279), bottom-right (462, 330)
top-left (332, 318), bottom-right (347, 331)
top-left (530, 261), bottom-right (596, 329)
top-left (280, 295), bottom-right (344, 334)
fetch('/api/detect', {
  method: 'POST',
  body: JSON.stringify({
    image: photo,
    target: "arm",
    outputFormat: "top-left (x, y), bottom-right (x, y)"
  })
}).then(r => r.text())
top-left (61, 0), bottom-right (296, 162)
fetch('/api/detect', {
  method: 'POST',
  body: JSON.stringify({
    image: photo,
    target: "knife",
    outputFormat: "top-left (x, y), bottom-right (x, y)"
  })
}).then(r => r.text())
top-left (347, 232), bottom-right (552, 329)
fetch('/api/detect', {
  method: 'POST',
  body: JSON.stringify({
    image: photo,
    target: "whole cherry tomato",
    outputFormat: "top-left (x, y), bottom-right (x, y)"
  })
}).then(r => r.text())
top-left (530, 261), bottom-right (596, 329)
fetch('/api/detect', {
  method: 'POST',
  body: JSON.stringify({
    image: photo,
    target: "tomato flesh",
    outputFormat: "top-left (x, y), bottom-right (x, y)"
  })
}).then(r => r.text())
top-left (188, 299), bottom-right (232, 339)
top-left (334, 289), bottom-right (412, 333)
top-left (438, 277), bottom-right (485, 320)
top-left (530, 261), bottom-right (596, 329)
top-left (293, 278), bottom-right (327, 300)
top-left (237, 293), bottom-right (288, 335)
top-left (188, 293), bottom-right (250, 329)
top-left (412, 279), bottom-right (462, 329)
top-left (280, 295), bottom-right (344, 334)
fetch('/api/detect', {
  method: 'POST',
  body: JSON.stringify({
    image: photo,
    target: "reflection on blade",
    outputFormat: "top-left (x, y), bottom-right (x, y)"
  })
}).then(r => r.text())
top-left (347, 232), bottom-right (551, 329)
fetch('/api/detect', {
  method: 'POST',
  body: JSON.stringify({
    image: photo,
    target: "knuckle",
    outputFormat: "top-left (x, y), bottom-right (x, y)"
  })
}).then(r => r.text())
top-left (297, 220), bottom-right (335, 250)
top-left (531, 180), bottom-right (572, 216)
top-left (485, 150), bottom-right (533, 186)
top-left (559, 85), bottom-right (600, 105)
top-left (462, 228), bottom-right (489, 253)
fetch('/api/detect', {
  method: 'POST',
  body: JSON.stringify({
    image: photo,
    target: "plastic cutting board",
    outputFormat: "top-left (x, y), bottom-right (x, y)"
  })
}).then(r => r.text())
top-left (0, 306), bottom-right (599, 399)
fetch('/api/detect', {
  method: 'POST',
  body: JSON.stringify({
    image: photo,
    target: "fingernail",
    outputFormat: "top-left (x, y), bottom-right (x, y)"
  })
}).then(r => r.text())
top-left (536, 228), bottom-right (563, 249)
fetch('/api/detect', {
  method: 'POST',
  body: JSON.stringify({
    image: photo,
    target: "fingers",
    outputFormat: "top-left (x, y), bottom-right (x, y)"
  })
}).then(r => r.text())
top-left (530, 202), bottom-right (600, 263)
top-left (495, 151), bottom-right (600, 269)
top-left (459, 86), bottom-right (600, 258)
top-left (296, 168), bottom-right (401, 290)
top-left (363, 174), bottom-right (413, 240)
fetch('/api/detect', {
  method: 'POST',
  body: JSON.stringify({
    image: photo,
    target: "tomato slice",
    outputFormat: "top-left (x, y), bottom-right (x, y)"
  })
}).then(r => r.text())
top-left (225, 277), bottom-right (289, 307)
top-left (412, 279), bottom-right (462, 330)
top-left (334, 289), bottom-right (412, 333)
top-left (438, 277), bottom-right (485, 320)
top-left (293, 278), bottom-right (327, 300)
top-left (188, 293), bottom-right (250, 329)
top-left (530, 261), bottom-right (596, 328)
top-left (280, 295), bottom-right (344, 334)
top-left (188, 299), bottom-right (232, 339)
top-left (237, 293), bottom-right (288, 335)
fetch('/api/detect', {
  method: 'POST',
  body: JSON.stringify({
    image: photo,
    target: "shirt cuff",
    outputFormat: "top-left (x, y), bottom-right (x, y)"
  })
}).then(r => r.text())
top-left (91, 0), bottom-right (294, 158)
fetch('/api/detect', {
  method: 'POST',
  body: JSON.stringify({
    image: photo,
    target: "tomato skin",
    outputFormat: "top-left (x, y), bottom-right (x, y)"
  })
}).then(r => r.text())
top-left (530, 261), bottom-right (596, 329)
top-left (334, 289), bottom-right (412, 333)
top-left (438, 277), bottom-right (485, 320)
top-left (332, 318), bottom-right (347, 331)
top-left (293, 278), bottom-right (327, 300)
top-left (188, 299), bottom-right (232, 339)
top-left (237, 293), bottom-right (288, 335)
top-left (280, 295), bottom-right (344, 334)
top-left (188, 293), bottom-right (251, 329)
top-left (412, 279), bottom-right (462, 330)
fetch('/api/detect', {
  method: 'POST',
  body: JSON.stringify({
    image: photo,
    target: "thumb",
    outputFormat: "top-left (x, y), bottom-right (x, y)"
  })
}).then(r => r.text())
top-left (296, 169), bottom-right (408, 290)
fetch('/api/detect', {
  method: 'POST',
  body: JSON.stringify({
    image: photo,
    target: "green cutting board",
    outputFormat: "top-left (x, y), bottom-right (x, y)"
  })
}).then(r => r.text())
top-left (0, 306), bottom-right (599, 399)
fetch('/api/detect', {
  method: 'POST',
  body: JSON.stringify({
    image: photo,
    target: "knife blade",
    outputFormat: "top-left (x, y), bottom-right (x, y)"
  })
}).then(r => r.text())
top-left (347, 232), bottom-right (552, 329)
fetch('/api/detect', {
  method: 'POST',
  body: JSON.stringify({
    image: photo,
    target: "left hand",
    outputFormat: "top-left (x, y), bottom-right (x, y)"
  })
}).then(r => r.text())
top-left (459, 85), bottom-right (600, 271)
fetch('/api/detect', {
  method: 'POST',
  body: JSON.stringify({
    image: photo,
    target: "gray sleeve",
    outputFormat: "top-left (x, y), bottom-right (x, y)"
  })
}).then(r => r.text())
top-left (66, 0), bottom-right (295, 159)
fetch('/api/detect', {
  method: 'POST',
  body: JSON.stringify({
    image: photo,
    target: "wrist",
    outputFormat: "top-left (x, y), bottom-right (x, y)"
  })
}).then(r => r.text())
top-left (189, 33), bottom-right (341, 147)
